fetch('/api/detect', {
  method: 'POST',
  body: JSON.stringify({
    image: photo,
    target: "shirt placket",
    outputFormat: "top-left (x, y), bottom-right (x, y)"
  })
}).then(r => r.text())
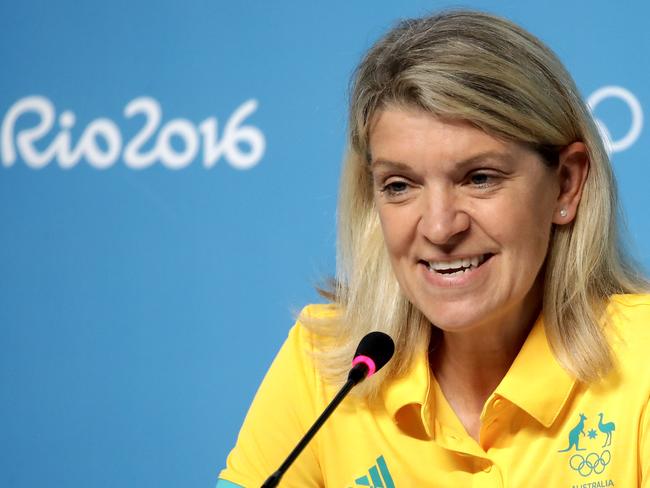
top-left (428, 392), bottom-right (508, 486)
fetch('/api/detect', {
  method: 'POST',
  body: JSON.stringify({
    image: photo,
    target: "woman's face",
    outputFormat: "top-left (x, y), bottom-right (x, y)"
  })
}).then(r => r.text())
top-left (369, 106), bottom-right (563, 336)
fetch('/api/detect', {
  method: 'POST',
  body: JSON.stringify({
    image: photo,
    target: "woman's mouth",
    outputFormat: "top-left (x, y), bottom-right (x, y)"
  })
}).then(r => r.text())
top-left (421, 253), bottom-right (493, 276)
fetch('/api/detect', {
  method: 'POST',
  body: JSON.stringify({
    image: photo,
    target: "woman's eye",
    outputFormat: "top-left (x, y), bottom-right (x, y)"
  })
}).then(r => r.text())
top-left (381, 181), bottom-right (409, 196)
top-left (468, 172), bottom-right (494, 188)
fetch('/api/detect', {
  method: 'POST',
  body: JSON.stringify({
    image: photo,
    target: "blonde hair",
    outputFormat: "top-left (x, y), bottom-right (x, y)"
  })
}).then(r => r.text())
top-left (304, 10), bottom-right (646, 396)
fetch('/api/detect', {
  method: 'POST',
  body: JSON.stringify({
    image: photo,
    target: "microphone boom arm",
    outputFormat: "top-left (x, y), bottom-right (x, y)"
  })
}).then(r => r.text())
top-left (260, 364), bottom-right (368, 488)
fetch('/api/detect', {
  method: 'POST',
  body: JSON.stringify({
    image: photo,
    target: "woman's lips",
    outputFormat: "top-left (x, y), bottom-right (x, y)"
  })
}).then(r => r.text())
top-left (425, 253), bottom-right (491, 273)
top-left (419, 253), bottom-right (494, 287)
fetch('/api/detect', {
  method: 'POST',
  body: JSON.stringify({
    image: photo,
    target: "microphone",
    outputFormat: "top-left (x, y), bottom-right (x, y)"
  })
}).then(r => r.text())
top-left (348, 331), bottom-right (395, 385)
top-left (261, 331), bottom-right (395, 488)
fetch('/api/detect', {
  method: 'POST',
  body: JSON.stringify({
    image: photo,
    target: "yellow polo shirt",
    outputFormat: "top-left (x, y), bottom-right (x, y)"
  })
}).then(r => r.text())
top-left (217, 294), bottom-right (650, 487)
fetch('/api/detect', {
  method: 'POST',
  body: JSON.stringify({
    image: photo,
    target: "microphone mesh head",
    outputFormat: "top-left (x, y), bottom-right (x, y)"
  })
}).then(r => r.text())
top-left (353, 331), bottom-right (395, 373)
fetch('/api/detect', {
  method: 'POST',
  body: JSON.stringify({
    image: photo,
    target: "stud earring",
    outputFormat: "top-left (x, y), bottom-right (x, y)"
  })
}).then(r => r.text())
top-left (559, 208), bottom-right (568, 218)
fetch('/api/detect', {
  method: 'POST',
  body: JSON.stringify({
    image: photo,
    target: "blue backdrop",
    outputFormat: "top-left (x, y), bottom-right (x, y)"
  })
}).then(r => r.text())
top-left (1, 1), bottom-right (648, 486)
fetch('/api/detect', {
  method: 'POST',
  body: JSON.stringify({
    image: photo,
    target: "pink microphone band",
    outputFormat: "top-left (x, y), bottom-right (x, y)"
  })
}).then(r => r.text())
top-left (352, 355), bottom-right (376, 377)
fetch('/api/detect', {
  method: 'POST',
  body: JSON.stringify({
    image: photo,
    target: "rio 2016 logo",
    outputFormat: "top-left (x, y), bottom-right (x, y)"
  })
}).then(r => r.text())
top-left (0, 86), bottom-right (643, 171)
top-left (0, 96), bottom-right (265, 170)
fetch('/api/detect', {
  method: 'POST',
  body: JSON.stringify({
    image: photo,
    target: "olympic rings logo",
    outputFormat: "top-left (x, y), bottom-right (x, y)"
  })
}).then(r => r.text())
top-left (569, 450), bottom-right (611, 477)
top-left (587, 86), bottom-right (643, 155)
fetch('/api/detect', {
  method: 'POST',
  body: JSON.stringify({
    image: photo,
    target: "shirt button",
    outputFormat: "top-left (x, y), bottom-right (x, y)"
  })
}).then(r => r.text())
top-left (484, 463), bottom-right (492, 473)
top-left (493, 398), bottom-right (503, 409)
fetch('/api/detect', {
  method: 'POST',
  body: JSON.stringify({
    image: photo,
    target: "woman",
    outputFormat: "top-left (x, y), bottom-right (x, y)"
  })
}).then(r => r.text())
top-left (218, 10), bottom-right (650, 487)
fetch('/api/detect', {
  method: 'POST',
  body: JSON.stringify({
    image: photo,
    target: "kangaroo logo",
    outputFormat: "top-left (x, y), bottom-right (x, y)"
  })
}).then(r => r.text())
top-left (558, 413), bottom-right (587, 452)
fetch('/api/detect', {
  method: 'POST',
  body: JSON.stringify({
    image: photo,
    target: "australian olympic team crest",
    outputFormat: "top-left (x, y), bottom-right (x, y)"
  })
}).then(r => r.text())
top-left (557, 412), bottom-right (616, 487)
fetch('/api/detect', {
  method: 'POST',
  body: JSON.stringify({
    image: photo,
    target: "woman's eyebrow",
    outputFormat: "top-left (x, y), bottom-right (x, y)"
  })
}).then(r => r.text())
top-left (453, 151), bottom-right (515, 169)
top-left (370, 159), bottom-right (413, 171)
top-left (370, 151), bottom-right (514, 171)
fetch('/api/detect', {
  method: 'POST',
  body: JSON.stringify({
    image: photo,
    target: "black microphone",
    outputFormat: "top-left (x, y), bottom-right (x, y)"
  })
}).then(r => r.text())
top-left (261, 331), bottom-right (395, 488)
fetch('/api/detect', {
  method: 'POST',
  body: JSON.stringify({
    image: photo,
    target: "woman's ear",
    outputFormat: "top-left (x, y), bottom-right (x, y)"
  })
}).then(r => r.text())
top-left (552, 142), bottom-right (590, 225)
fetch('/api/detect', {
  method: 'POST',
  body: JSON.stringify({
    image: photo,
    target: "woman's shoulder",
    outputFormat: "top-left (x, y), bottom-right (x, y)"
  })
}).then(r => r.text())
top-left (293, 303), bottom-right (344, 346)
top-left (609, 293), bottom-right (650, 308)
top-left (298, 303), bottom-right (342, 321)
top-left (271, 303), bottom-right (345, 374)
top-left (605, 294), bottom-right (650, 372)
top-left (607, 293), bottom-right (650, 334)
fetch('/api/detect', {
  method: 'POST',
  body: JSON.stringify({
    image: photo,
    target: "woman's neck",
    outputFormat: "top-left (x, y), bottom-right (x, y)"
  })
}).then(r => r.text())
top-left (429, 295), bottom-right (542, 441)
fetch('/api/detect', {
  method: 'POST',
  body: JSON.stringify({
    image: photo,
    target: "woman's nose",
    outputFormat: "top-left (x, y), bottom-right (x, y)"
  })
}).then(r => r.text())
top-left (417, 187), bottom-right (470, 245)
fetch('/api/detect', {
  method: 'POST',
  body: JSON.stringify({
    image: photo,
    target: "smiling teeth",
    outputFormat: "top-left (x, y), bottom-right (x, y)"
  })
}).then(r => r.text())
top-left (427, 255), bottom-right (486, 272)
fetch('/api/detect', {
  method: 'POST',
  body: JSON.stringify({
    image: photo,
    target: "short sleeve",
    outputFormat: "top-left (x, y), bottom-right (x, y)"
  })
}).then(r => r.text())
top-left (218, 317), bottom-right (324, 488)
